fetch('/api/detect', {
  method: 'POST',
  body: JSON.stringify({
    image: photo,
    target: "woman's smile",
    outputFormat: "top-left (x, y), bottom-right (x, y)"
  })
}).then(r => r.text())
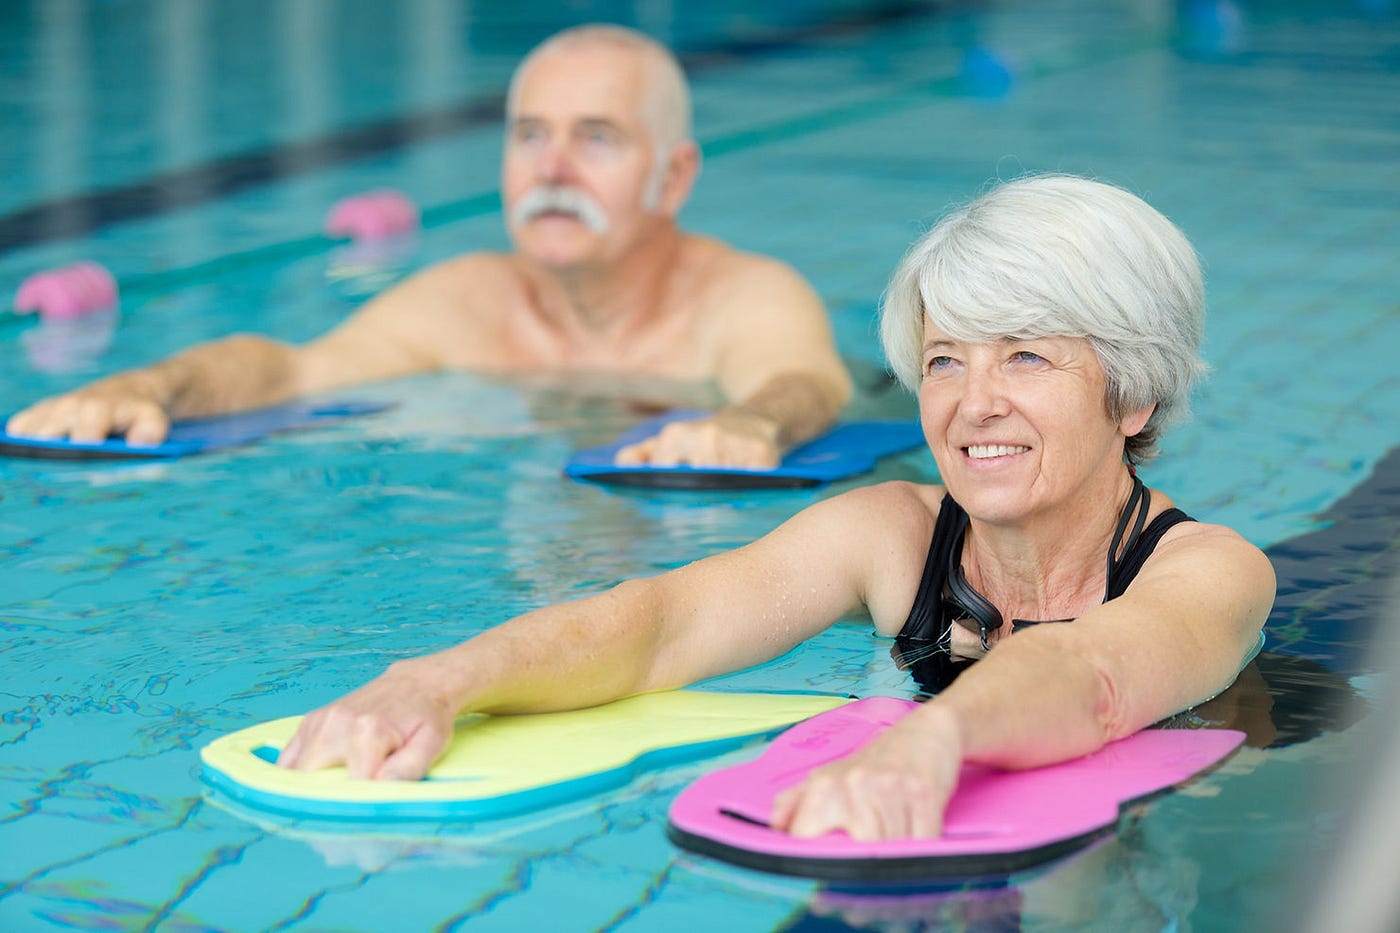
top-left (964, 443), bottom-right (1031, 461)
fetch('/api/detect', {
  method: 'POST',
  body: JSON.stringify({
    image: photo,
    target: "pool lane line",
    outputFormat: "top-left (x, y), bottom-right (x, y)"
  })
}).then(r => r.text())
top-left (17, 28), bottom-right (1167, 308)
top-left (0, 0), bottom-right (948, 257)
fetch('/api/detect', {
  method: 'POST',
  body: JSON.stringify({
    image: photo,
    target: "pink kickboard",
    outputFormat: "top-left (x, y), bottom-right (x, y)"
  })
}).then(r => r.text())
top-left (667, 697), bottom-right (1244, 880)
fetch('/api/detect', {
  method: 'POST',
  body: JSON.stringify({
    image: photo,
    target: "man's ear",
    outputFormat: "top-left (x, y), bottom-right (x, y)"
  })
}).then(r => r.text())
top-left (1121, 403), bottom-right (1155, 438)
top-left (658, 141), bottom-right (701, 217)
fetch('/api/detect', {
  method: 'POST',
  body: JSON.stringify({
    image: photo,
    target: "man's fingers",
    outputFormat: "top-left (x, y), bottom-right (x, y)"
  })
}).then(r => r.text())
top-left (8, 398), bottom-right (72, 439)
top-left (4, 406), bottom-right (38, 436)
top-left (649, 423), bottom-right (693, 467)
top-left (70, 398), bottom-right (119, 443)
top-left (613, 438), bottom-right (655, 465)
top-left (117, 402), bottom-right (171, 446)
top-left (5, 394), bottom-right (170, 443)
top-left (620, 421), bottom-right (780, 469)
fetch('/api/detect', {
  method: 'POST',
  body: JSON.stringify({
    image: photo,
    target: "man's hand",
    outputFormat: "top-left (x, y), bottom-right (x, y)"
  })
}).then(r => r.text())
top-left (278, 658), bottom-right (458, 781)
top-left (6, 383), bottom-right (171, 445)
top-left (613, 409), bottom-right (782, 470)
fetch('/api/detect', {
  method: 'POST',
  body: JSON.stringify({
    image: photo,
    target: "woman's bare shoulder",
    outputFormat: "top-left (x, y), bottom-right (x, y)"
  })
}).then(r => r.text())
top-left (825, 480), bottom-right (946, 523)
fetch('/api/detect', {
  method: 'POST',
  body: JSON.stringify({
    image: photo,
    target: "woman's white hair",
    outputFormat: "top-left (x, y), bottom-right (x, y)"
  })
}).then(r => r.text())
top-left (879, 174), bottom-right (1207, 464)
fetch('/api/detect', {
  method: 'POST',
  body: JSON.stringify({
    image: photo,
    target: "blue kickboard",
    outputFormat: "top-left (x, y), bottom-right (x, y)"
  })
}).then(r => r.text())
top-left (0, 399), bottom-right (393, 461)
top-left (564, 409), bottom-right (926, 490)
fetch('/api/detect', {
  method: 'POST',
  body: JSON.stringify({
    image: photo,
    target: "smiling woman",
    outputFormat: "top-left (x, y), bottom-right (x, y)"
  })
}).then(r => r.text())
top-left (880, 173), bottom-right (1207, 467)
top-left (277, 172), bottom-right (1275, 844)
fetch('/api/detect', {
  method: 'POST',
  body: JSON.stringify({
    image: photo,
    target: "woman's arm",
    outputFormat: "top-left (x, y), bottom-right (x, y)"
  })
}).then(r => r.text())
top-left (278, 482), bottom-right (937, 780)
top-left (773, 521), bottom-right (1275, 840)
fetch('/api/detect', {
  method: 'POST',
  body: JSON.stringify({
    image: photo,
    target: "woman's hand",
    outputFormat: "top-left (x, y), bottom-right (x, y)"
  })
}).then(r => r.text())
top-left (769, 703), bottom-right (965, 841)
top-left (277, 658), bottom-right (459, 781)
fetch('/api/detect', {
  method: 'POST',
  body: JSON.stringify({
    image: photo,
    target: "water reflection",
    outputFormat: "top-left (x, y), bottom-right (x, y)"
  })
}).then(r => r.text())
top-left (19, 306), bottom-right (119, 373)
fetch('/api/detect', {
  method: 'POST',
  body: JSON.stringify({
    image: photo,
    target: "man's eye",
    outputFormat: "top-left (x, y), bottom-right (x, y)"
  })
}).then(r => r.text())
top-left (580, 128), bottom-right (619, 146)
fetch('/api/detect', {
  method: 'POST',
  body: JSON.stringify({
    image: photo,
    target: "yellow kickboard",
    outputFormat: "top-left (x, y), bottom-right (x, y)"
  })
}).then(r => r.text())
top-left (199, 690), bottom-right (849, 820)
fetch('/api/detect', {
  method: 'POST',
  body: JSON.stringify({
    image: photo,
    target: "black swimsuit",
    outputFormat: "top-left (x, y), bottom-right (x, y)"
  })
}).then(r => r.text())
top-left (893, 481), bottom-right (1195, 694)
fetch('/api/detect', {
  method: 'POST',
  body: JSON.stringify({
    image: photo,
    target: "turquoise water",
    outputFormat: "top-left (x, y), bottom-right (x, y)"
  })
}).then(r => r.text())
top-left (1, 1), bottom-right (1397, 930)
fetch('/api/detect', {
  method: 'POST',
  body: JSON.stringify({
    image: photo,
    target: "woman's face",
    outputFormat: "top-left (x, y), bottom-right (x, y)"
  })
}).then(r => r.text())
top-left (917, 318), bottom-right (1149, 525)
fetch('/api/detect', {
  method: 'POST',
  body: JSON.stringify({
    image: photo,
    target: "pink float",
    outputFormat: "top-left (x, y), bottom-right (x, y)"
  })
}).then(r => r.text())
top-left (667, 696), bottom-right (1244, 881)
top-left (13, 262), bottom-right (118, 321)
top-left (323, 189), bottom-right (420, 241)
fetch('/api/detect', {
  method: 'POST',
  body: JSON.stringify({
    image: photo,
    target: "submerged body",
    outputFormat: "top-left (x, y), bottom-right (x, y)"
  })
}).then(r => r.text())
top-left (5, 26), bottom-right (851, 469)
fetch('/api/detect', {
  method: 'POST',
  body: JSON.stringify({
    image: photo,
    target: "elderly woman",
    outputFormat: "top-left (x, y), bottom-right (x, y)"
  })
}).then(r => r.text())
top-left (280, 174), bottom-right (1274, 841)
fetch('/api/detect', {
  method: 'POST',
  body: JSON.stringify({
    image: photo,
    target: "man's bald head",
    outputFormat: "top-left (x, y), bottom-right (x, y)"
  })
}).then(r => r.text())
top-left (507, 25), bottom-right (692, 152)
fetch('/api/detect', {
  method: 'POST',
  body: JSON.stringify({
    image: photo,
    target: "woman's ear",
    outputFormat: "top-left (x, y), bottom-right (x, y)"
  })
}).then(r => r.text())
top-left (1120, 403), bottom-right (1155, 437)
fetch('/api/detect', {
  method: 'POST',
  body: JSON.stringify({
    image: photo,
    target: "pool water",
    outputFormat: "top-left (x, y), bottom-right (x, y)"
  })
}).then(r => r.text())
top-left (1, 1), bottom-right (1397, 930)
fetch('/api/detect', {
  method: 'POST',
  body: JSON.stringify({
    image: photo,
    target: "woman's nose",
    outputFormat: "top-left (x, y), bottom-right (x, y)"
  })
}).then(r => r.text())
top-left (958, 366), bottom-right (1010, 423)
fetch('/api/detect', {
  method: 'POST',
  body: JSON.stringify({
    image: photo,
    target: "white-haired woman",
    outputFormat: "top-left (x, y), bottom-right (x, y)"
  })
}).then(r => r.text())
top-left (280, 174), bottom-right (1275, 841)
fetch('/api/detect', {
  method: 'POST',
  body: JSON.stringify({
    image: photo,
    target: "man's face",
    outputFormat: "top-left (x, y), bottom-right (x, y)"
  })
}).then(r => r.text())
top-left (502, 45), bottom-right (668, 271)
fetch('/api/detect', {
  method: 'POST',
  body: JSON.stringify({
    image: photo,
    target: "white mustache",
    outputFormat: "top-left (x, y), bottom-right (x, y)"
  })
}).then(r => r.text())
top-left (511, 186), bottom-right (610, 234)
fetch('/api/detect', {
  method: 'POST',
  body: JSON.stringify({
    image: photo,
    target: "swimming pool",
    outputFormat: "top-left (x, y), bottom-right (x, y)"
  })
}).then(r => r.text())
top-left (2, 0), bottom-right (1396, 930)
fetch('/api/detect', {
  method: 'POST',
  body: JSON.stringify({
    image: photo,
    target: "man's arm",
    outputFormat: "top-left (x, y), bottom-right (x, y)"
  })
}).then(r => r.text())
top-left (4, 255), bottom-right (495, 444)
top-left (615, 257), bottom-right (852, 468)
top-left (4, 335), bottom-right (309, 445)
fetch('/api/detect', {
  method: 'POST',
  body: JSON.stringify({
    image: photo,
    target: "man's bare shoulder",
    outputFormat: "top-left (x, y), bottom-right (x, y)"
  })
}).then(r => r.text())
top-left (307, 250), bottom-right (534, 374)
top-left (677, 234), bottom-right (812, 295)
top-left (674, 233), bottom-right (826, 339)
top-left (402, 250), bottom-right (525, 301)
top-left (351, 250), bottom-right (534, 334)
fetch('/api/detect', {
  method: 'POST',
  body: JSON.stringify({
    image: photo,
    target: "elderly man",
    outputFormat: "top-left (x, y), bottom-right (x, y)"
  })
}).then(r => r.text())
top-left (7, 25), bottom-right (851, 468)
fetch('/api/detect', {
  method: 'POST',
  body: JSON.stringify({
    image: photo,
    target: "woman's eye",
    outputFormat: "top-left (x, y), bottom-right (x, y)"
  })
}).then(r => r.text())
top-left (924, 355), bottom-right (955, 373)
top-left (1012, 350), bottom-right (1046, 364)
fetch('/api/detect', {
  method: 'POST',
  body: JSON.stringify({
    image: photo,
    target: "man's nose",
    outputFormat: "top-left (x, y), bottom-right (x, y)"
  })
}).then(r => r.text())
top-left (536, 140), bottom-right (576, 184)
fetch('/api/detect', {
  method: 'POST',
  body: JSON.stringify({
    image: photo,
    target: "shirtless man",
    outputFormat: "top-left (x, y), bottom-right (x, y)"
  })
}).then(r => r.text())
top-left (6, 25), bottom-right (851, 469)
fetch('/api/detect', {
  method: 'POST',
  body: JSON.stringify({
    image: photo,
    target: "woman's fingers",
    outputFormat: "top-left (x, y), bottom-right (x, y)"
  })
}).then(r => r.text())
top-left (375, 720), bottom-right (449, 781)
top-left (276, 673), bottom-right (453, 780)
top-left (768, 710), bottom-right (961, 841)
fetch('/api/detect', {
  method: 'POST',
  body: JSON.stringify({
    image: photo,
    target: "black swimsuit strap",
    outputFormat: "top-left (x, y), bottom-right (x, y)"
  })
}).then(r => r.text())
top-left (1105, 474), bottom-right (1151, 597)
top-left (893, 488), bottom-right (1195, 695)
top-left (899, 494), bottom-right (966, 644)
top-left (1104, 507), bottom-right (1195, 600)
